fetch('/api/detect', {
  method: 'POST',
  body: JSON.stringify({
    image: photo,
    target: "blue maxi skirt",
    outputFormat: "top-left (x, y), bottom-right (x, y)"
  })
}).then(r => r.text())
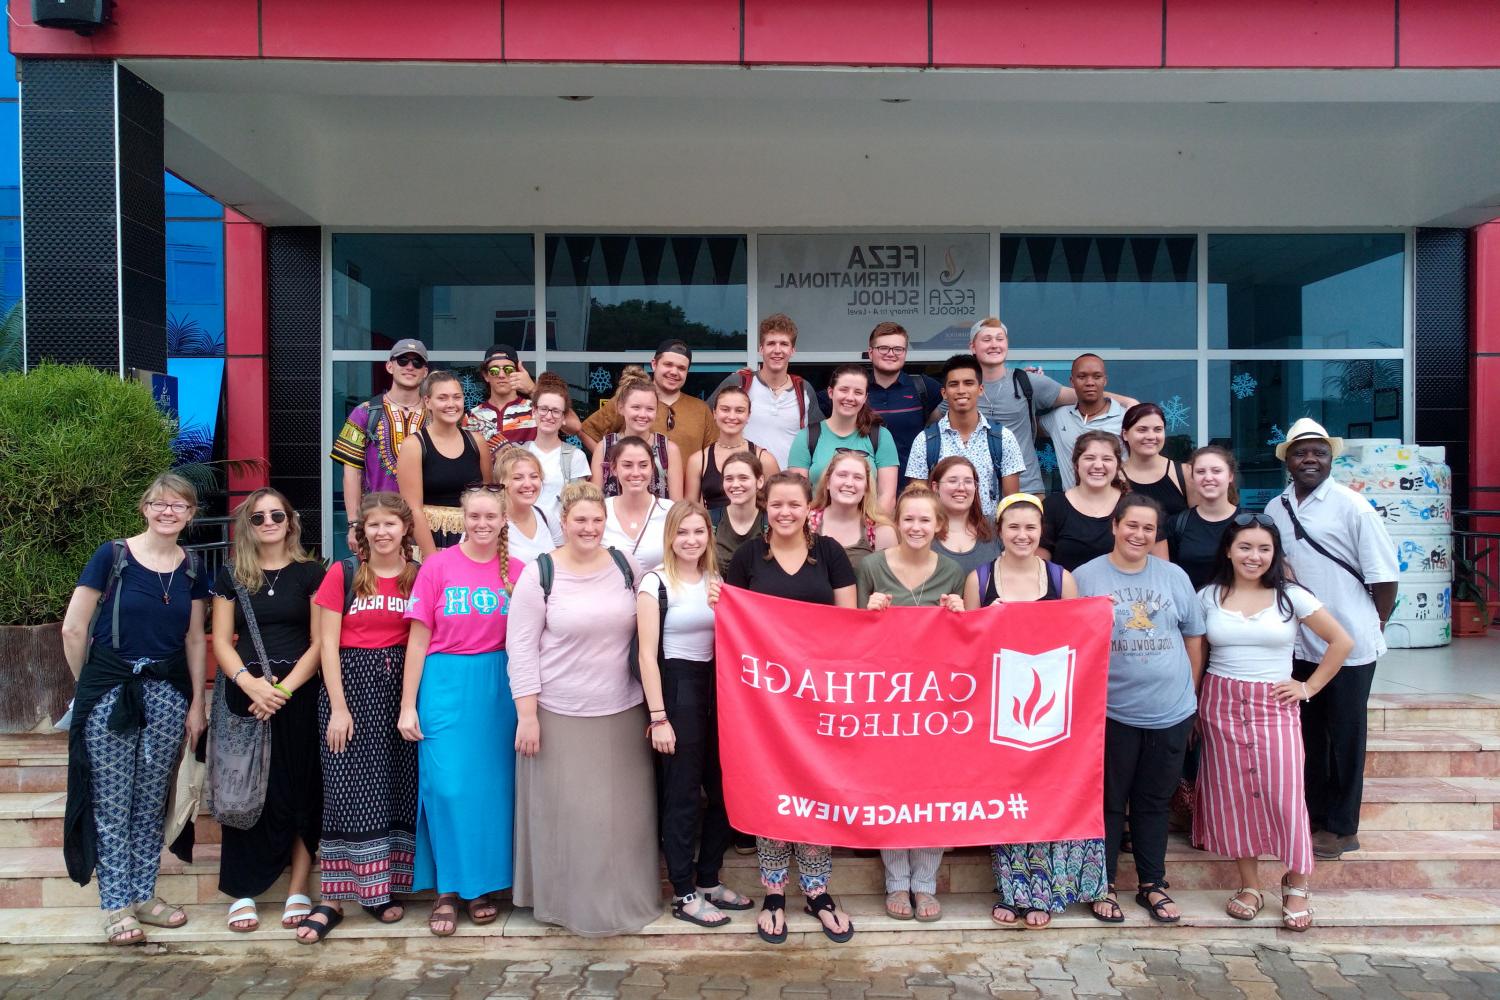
top-left (412, 649), bottom-right (516, 897)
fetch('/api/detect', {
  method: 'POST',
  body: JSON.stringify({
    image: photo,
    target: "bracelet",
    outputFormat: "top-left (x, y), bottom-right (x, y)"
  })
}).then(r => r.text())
top-left (230, 667), bottom-right (248, 686)
top-left (1300, 682), bottom-right (1312, 701)
top-left (649, 708), bottom-right (667, 716)
top-left (272, 683), bottom-right (292, 697)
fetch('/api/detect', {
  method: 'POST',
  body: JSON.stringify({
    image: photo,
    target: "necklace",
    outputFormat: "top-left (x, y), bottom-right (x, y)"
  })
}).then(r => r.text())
top-left (155, 564), bottom-right (176, 605)
top-left (265, 567), bottom-right (285, 597)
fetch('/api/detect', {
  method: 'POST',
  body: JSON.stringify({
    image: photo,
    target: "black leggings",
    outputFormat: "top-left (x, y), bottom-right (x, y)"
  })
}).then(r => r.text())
top-left (656, 658), bottom-right (732, 897)
top-left (1104, 715), bottom-right (1194, 887)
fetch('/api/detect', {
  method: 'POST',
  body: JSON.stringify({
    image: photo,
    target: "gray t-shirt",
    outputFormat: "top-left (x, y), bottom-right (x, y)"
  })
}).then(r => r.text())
top-left (942, 369), bottom-right (1063, 493)
top-left (1073, 555), bottom-right (1204, 729)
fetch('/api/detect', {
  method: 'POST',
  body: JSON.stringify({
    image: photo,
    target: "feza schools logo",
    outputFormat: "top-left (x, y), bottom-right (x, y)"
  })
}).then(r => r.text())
top-left (939, 246), bottom-right (964, 287)
top-left (989, 646), bottom-right (1075, 751)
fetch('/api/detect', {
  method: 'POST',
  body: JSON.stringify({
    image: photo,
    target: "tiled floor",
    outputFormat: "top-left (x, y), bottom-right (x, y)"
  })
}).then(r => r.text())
top-left (1377, 633), bottom-right (1500, 694)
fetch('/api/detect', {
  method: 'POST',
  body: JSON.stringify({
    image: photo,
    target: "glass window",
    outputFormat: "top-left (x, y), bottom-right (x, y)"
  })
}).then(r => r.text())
top-left (757, 233), bottom-right (987, 354)
top-left (166, 220), bottom-right (225, 357)
top-left (332, 234), bottom-right (535, 352)
top-left (546, 235), bottom-right (746, 352)
top-left (546, 360), bottom-right (741, 433)
top-left (0, 102), bottom-right (17, 216)
top-left (1001, 235), bottom-right (1198, 350)
top-left (1207, 358), bottom-right (1403, 508)
top-left (1208, 234), bottom-right (1405, 349)
top-left (165, 173), bottom-right (223, 219)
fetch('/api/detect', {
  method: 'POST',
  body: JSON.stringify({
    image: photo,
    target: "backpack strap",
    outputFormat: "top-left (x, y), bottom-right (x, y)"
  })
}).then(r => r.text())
top-left (606, 547), bottom-right (636, 589)
top-left (1165, 508), bottom-right (1192, 563)
top-left (738, 369), bottom-right (753, 393)
top-left (1045, 560), bottom-right (1065, 598)
top-left (791, 374), bottom-right (808, 428)
top-left (924, 425), bottom-right (941, 475)
top-left (910, 372), bottom-right (930, 412)
top-left (363, 393), bottom-right (386, 436)
top-left (985, 427), bottom-right (1010, 484)
top-left (806, 420), bottom-right (822, 458)
top-left (87, 540), bottom-right (131, 652)
top-left (537, 552), bottom-right (555, 603)
top-left (558, 440), bottom-right (579, 476)
top-left (656, 576), bottom-right (669, 666)
top-left (1012, 368), bottom-right (1037, 441)
top-left (977, 559), bottom-right (995, 607)
top-left (340, 556), bottom-right (361, 616)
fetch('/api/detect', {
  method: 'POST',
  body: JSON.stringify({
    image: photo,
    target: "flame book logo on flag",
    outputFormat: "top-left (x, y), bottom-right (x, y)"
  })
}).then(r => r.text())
top-left (989, 646), bottom-right (1076, 751)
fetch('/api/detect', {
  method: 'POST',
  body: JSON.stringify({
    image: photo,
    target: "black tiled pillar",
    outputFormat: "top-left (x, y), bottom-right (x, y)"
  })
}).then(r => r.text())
top-left (266, 227), bottom-right (323, 551)
top-left (20, 60), bottom-right (165, 373)
top-left (1413, 229), bottom-right (1470, 503)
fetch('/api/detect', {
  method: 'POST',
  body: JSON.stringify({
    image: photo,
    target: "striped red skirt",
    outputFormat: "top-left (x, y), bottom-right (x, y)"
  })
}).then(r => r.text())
top-left (1192, 672), bottom-right (1314, 875)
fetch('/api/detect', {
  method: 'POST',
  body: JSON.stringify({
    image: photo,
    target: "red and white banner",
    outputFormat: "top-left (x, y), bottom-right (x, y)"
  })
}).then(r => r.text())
top-left (716, 586), bottom-right (1113, 849)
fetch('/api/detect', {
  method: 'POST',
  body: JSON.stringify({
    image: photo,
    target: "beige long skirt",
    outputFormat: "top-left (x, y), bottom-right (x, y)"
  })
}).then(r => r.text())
top-left (512, 705), bottom-right (662, 936)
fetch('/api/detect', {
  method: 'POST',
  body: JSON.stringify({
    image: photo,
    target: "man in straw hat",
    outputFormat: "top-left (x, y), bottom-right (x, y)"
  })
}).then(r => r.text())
top-left (1265, 418), bottom-right (1399, 861)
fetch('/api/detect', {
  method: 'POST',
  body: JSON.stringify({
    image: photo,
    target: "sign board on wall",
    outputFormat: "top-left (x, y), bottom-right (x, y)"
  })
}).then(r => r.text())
top-left (757, 234), bottom-right (989, 353)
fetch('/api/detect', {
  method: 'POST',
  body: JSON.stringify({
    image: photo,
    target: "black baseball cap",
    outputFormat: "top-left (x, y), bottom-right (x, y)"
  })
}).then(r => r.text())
top-left (654, 339), bottom-right (692, 361)
top-left (482, 344), bottom-right (520, 366)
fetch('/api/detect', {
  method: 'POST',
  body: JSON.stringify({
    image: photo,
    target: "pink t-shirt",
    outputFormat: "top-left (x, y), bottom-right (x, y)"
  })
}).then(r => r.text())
top-left (404, 546), bottom-right (524, 656)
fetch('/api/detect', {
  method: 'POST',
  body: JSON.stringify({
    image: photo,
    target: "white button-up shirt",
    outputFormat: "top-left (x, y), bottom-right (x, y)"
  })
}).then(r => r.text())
top-left (903, 412), bottom-right (1024, 517)
top-left (1038, 398), bottom-right (1126, 490)
top-left (1265, 477), bottom-right (1400, 664)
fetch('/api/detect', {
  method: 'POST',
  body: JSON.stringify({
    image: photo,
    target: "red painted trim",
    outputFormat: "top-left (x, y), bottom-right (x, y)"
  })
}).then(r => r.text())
top-left (1472, 223), bottom-right (1500, 509)
top-left (504, 0), bottom-right (740, 63)
top-left (1400, 0), bottom-right (1500, 68)
top-left (260, 0), bottom-right (503, 61)
top-left (744, 0), bottom-right (929, 66)
top-left (1165, 0), bottom-right (1396, 69)
top-left (224, 209), bottom-right (270, 493)
top-left (933, 0), bottom-right (1161, 68)
top-left (7, 0), bottom-right (259, 58)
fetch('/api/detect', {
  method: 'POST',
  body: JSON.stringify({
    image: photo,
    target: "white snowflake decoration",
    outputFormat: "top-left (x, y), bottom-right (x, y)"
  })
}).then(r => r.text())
top-left (1230, 372), bottom-right (1258, 399)
top-left (1266, 423), bottom-right (1286, 446)
top-left (1160, 394), bottom-right (1191, 433)
top-left (588, 367), bottom-right (614, 395)
top-left (1037, 443), bottom-right (1058, 475)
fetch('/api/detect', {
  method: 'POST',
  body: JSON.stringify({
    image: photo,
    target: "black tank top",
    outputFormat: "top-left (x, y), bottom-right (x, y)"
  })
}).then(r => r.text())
top-left (419, 427), bottom-right (481, 507)
top-left (979, 559), bottom-right (1064, 607)
top-left (699, 441), bottom-right (758, 511)
top-left (1125, 460), bottom-right (1189, 524)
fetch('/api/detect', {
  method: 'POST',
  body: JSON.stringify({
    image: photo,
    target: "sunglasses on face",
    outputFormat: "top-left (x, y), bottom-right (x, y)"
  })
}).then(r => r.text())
top-left (250, 510), bottom-right (288, 526)
top-left (392, 355), bottom-right (428, 369)
top-left (1232, 512), bottom-right (1277, 530)
top-left (486, 364), bottom-right (517, 377)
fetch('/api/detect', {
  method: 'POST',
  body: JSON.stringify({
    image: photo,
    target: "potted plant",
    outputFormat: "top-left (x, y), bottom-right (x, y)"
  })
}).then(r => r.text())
top-left (0, 364), bottom-right (175, 732)
top-left (1452, 546), bottom-right (1496, 638)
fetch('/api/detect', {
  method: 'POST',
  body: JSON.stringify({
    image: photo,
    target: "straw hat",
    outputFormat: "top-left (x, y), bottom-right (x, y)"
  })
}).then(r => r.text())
top-left (1275, 417), bottom-right (1344, 462)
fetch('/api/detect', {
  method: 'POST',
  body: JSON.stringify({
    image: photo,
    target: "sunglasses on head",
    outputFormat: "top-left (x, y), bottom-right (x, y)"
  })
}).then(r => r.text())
top-left (464, 482), bottom-right (506, 494)
top-left (392, 355), bottom-right (428, 369)
top-left (249, 510), bottom-right (288, 526)
top-left (1232, 512), bottom-right (1277, 530)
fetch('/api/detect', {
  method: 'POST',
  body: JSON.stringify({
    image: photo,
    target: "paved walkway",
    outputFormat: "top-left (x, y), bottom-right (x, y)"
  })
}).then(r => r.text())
top-left (4, 941), bottom-right (1500, 999)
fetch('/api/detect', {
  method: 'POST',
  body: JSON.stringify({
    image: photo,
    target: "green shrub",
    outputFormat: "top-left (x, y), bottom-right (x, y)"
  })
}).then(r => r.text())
top-left (0, 364), bottom-right (176, 626)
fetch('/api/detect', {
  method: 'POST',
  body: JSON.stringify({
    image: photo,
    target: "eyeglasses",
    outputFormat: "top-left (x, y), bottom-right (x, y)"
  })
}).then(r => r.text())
top-left (464, 482), bottom-right (506, 494)
top-left (534, 405), bottom-right (565, 418)
top-left (147, 500), bottom-right (191, 514)
top-left (249, 510), bottom-right (288, 526)
top-left (871, 345), bottom-right (907, 356)
top-left (1232, 512), bottom-right (1277, 530)
top-left (392, 355), bottom-right (428, 369)
top-left (486, 364), bottom-right (517, 377)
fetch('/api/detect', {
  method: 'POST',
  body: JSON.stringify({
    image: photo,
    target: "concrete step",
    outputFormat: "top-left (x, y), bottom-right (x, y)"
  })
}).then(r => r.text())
top-left (9, 829), bottom-right (1500, 911)
top-left (4, 888), bottom-right (1500, 954)
top-left (1366, 694), bottom-right (1500, 732)
top-left (1365, 730), bottom-right (1500, 777)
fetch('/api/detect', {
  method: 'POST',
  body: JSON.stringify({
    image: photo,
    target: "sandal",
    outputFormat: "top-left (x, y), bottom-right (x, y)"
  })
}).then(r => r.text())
top-left (700, 884), bottom-right (754, 911)
top-left (226, 898), bottom-right (259, 933)
top-left (1226, 886), bottom-right (1265, 921)
top-left (104, 908), bottom-right (145, 946)
top-left (1135, 881), bottom-right (1181, 924)
top-left (1090, 887), bottom-right (1124, 924)
top-left (1023, 908), bottom-right (1052, 929)
top-left (991, 900), bottom-right (1021, 925)
top-left (429, 894), bottom-right (458, 937)
top-left (756, 892), bottom-right (787, 944)
top-left (1281, 875), bottom-right (1313, 932)
top-left (804, 892), bottom-right (854, 943)
top-left (672, 891), bottom-right (730, 928)
top-left (296, 904), bottom-right (343, 944)
top-left (912, 891), bottom-right (942, 923)
top-left (885, 890), bottom-right (914, 920)
top-left (466, 895), bottom-right (499, 926)
top-left (362, 900), bottom-right (405, 924)
top-left (133, 896), bottom-right (186, 928)
top-left (281, 893), bottom-right (313, 929)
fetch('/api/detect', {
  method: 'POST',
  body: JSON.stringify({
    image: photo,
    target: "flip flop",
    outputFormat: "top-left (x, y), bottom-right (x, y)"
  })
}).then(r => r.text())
top-left (756, 893), bottom-right (787, 945)
top-left (281, 893), bottom-right (313, 928)
top-left (296, 904), bottom-right (343, 944)
top-left (805, 893), bottom-right (854, 944)
top-left (1023, 908), bottom-right (1052, 929)
top-left (912, 891), bottom-right (942, 923)
top-left (991, 900), bottom-right (1021, 925)
top-left (885, 891), bottom-right (914, 920)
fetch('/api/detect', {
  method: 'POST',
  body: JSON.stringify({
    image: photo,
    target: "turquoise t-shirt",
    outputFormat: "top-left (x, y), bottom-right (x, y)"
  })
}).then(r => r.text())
top-left (787, 421), bottom-right (900, 488)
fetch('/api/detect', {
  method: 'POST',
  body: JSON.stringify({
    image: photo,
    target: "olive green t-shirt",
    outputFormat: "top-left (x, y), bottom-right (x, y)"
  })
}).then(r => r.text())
top-left (855, 551), bottom-right (968, 608)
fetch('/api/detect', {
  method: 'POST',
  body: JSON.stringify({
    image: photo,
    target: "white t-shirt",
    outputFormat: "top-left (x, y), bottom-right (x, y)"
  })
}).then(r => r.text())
top-left (526, 440), bottom-right (589, 523)
top-left (744, 377), bottom-right (806, 469)
top-left (1200, 583), bottom-right (1323, 684)
top-left (639, 570), bottom-right (716, 662)
top-left (603, 497), bottom-right (673, 575)
top-left (507, 506), bottom-right (563, 565)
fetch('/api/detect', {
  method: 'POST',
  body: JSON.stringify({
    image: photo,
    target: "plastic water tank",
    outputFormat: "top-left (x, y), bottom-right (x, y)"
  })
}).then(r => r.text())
top-left (1332, 440), bottom-right (1453, 648)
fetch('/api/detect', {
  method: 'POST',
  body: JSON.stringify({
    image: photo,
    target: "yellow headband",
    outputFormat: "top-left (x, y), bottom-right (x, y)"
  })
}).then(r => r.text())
top-left (995, 492), bottom-right (1044, 519)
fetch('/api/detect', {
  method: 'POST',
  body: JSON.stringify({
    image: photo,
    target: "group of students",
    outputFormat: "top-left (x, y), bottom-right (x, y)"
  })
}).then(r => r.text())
top-left (61, 313), bottom-right (1399, 946)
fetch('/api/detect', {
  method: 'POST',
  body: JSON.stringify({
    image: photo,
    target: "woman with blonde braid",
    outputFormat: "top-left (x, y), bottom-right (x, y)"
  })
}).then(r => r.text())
top-left (300, 492), bottom-right (420, 942)
top-left (497, 448), bottom-right (562, 564)
top-left (398, 485), bottom-right (523, 935)
top-left (724, 472), bottom-right (857, 945)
